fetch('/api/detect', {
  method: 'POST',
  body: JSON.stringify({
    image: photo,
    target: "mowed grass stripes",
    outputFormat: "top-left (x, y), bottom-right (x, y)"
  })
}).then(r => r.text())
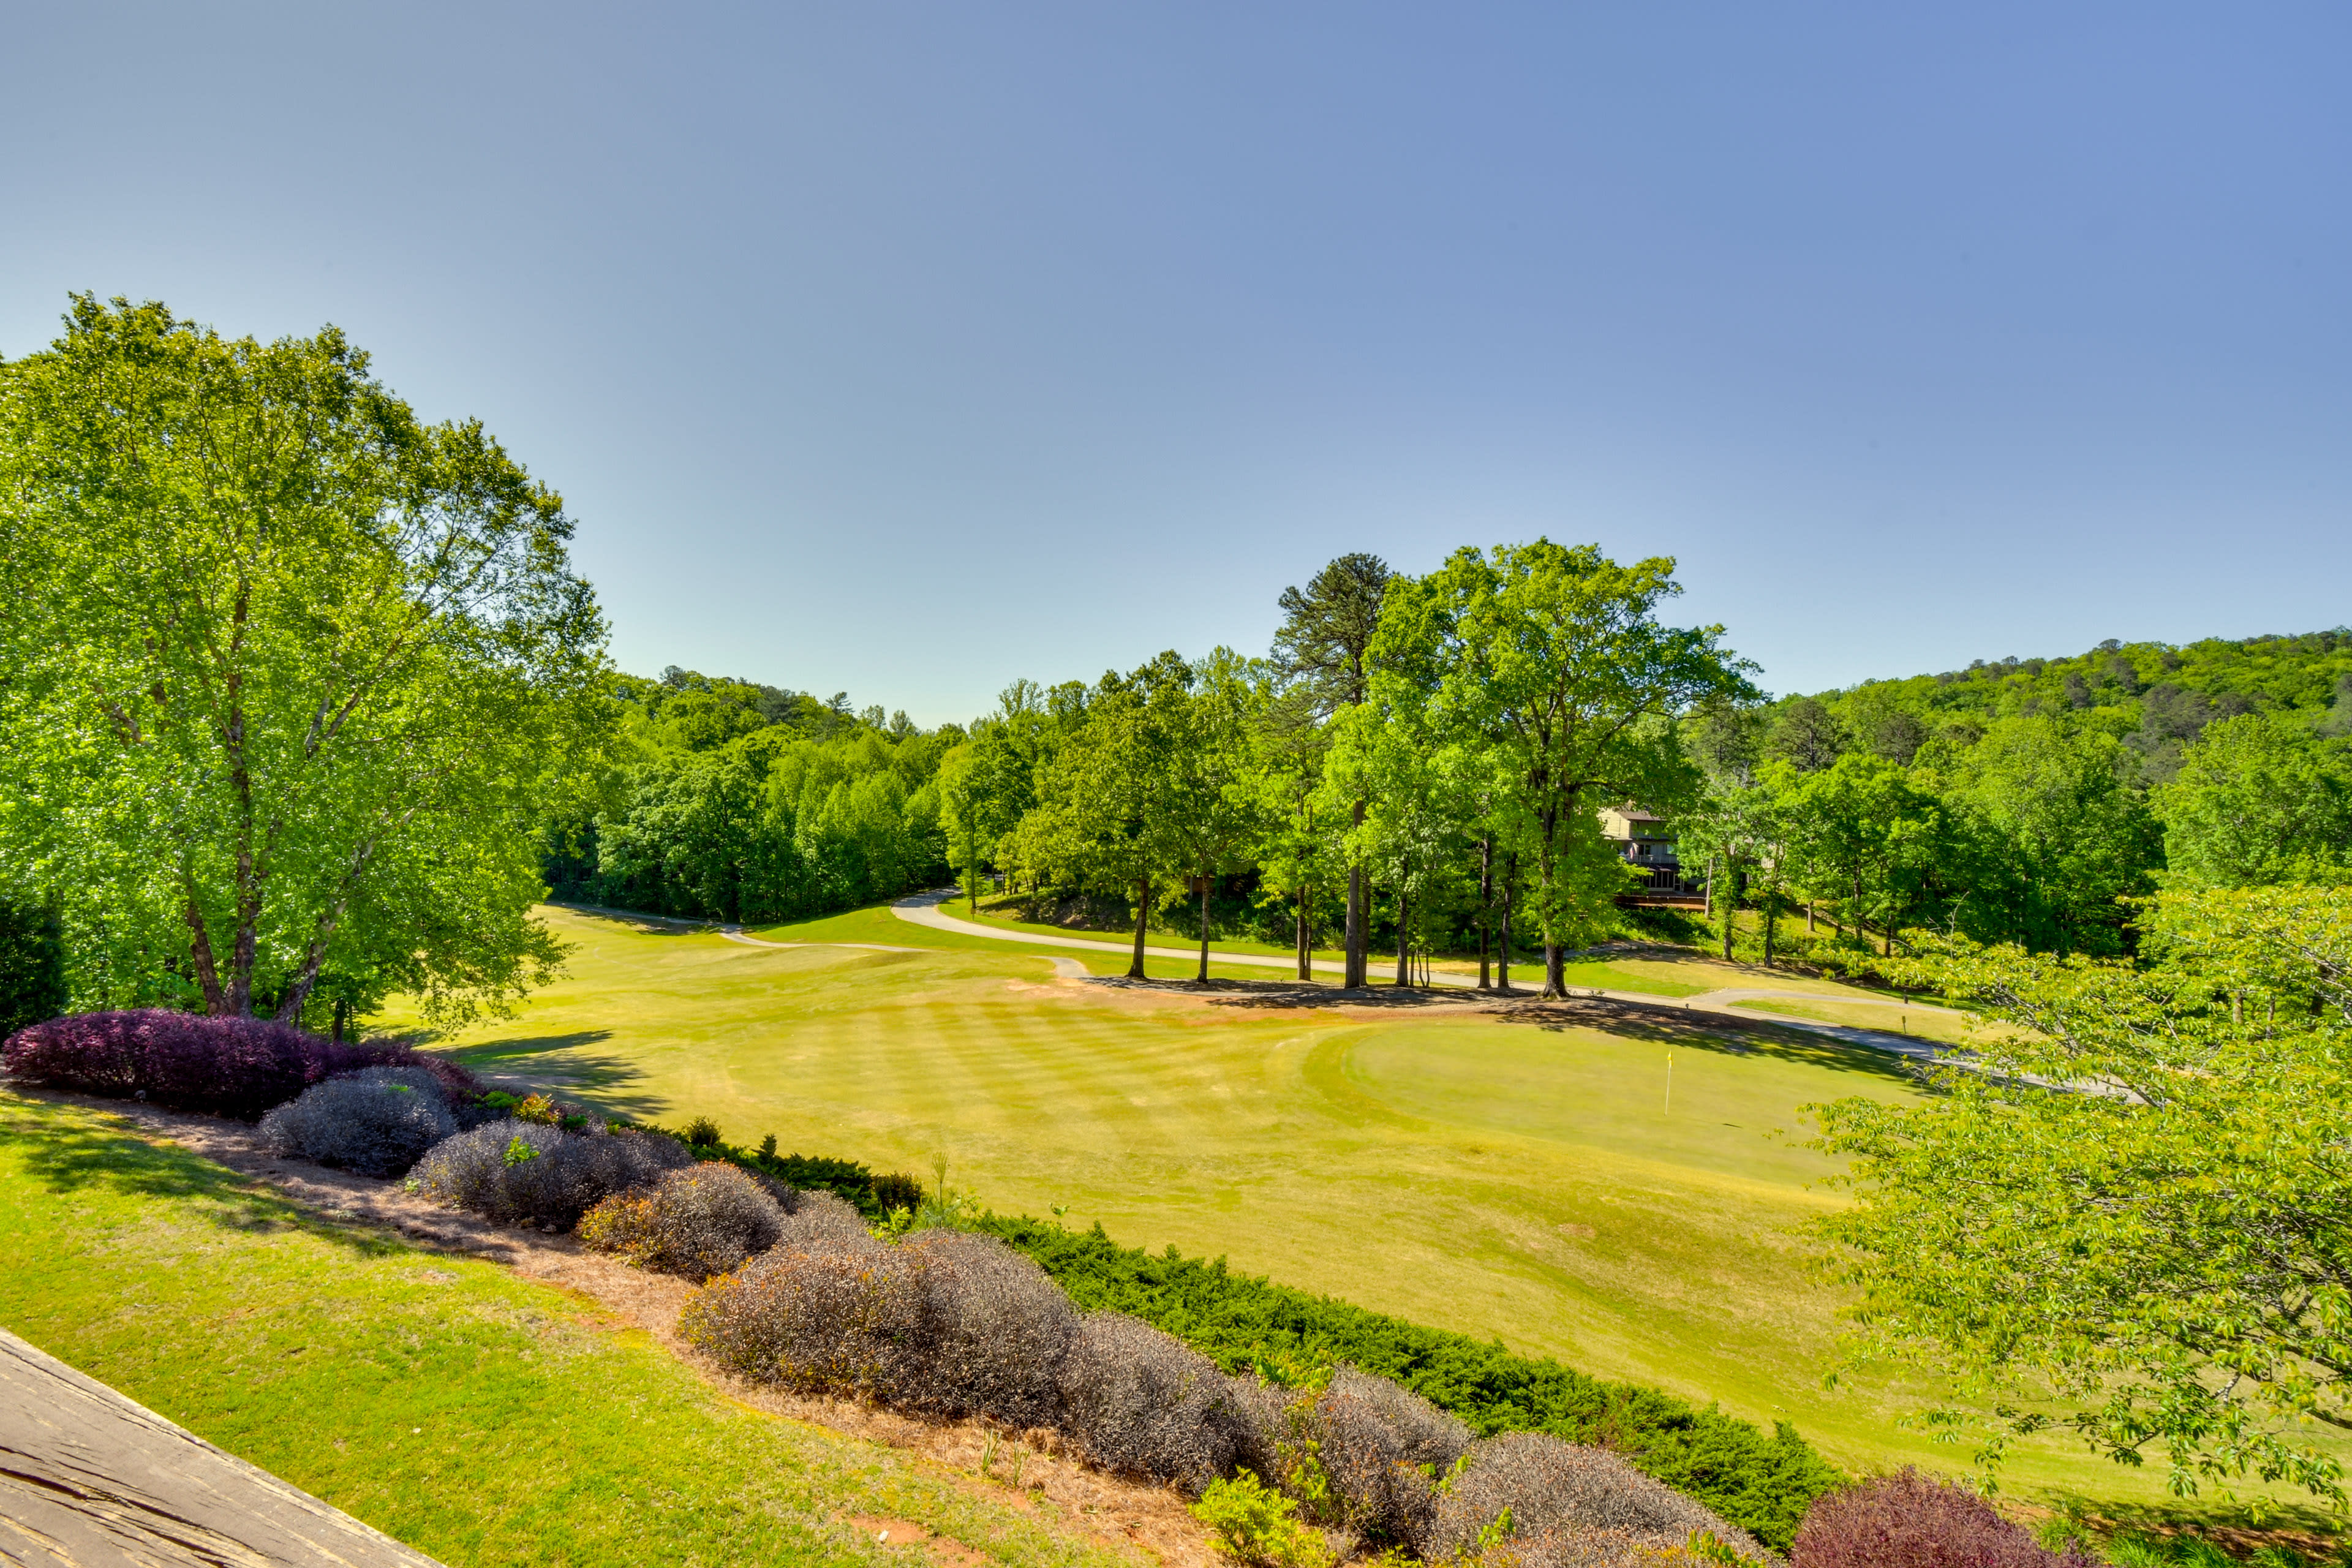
top-left (385, 906), bottom-right (2339, 1516)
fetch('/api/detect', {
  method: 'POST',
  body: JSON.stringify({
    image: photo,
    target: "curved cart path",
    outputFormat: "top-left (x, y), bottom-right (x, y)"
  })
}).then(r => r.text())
top-left (891, 889), bottom-right (1476, 986)
top-left (889, 891), bottom-right (1953, 1063)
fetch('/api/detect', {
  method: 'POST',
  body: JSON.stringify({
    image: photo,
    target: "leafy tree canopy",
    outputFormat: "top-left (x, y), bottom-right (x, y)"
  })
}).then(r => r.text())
top-left (1809, 884), bottom-right (2352, 1507)
top-left (0, 296), bottom-right (609, 1025)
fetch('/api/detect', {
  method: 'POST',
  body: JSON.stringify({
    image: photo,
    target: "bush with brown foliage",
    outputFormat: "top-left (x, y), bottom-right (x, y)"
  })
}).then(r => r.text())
top-left (894, 1229), bottom-right (1079, 1428)
top-left (578, 1163), bottom-right (786, 1280)
top-left (1789, 1470), bottom-right (2092, 1568)
top-left (1427, 1433), bottom-right (1768, 1567)
top-left (682, 1235), bottom-right (927, 1396)
top-left (410, 1118), bottom-right (695, 1229)
top-left (1303, 1366), bottom-right (1473, 1545)
top-left (2, 1008), bottom-right (480, 1119)
top-left (1055, 1311), bottom-right (1265, 1489)
top-left (257, 1071), bottom-right (458, 1177)
top-left (769, 1188), bottom-right (873, 1249)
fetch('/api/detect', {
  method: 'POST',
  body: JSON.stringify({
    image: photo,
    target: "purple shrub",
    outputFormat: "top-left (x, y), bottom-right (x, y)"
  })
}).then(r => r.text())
top-left (895, 1228), bottom-right (1081, 1428)
top-left (1790, 1470), bottom-right (2093, 1568)
top-left (410, 1119), bottom-right (696, 1229)
top-left (258, 1073), bottom-right (459, 1178)
top-left (1, 1008), bottom-right (480, 1120)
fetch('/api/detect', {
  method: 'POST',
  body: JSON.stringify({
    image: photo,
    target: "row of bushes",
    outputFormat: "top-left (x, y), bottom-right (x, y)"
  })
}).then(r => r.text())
top-left (594, 1169), bottom-right (1775, 1568)
top-left (0, 1012), bottom-right (2198, 1565)
top-left (560, 1159), bottom-right (2114, 1568)
top-left (976, 1216), bottom-right (1842, 1550)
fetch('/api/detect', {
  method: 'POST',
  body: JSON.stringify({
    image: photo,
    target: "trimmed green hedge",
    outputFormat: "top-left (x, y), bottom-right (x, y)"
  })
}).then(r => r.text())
top-left (977, 1215), bottom-right (1842, 1550)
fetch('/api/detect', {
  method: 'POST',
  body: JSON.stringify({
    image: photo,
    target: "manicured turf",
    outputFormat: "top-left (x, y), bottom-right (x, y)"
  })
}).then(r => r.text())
top-left (377, 905), bottom-right (2345, 1518)
top-left (1728, 995), bottom-right (1988, 1046)
top-left (0, 1093), bottom-right (1130, 1568)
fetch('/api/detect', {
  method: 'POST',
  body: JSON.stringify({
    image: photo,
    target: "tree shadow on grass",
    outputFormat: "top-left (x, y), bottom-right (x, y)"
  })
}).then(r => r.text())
top-left (1485, 996), bottom-right (1925, 1088)
top-left (1159, 979), bottom-right (1470, 1007)
top-left (0, 1098), bottom-right (409, 1260)
top-left (437, 1031), bottom-right (668, 1120)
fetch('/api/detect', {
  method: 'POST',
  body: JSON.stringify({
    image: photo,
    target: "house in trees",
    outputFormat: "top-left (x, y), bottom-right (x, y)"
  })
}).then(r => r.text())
top-left (1597, 805), bottom-right (1702, 897)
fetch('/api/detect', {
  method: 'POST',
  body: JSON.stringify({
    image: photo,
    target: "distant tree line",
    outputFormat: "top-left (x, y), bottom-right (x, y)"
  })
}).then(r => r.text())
top-left (1678, 629), bottom-right (2352, 967)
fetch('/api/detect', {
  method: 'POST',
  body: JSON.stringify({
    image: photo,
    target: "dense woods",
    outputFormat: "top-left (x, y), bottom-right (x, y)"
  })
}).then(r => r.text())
top-left (552, 576), bottom-right (2352, 994)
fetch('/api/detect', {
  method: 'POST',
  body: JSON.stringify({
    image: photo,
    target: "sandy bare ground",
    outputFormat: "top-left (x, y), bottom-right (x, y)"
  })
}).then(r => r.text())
top-left (13, 1089), bottom-right (1224, 1568)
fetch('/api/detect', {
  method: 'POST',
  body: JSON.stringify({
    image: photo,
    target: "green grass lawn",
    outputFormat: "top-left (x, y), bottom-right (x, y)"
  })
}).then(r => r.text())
top-left (0, 1093), bottom-right (1133, 1568)
top-left (1727, 996), bottom-right (1996, 1047)
top-left (375, 907), bottom-right (2344, 1522)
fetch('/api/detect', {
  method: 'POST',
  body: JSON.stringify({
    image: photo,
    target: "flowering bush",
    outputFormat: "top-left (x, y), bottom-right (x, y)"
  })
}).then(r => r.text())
top-left (1, 1009), bottom-right (478, 1120)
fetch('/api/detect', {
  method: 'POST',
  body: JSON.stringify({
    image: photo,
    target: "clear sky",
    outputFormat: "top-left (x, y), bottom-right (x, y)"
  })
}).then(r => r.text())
top-left (6, 4), bottom-right (2346, 724)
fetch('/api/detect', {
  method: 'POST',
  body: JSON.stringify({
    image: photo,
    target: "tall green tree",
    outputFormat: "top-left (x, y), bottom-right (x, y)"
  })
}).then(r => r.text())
top-left (2155, 712), bottom-right (2352, 889)
top-left (1165, 650), bottom-right (1272, 982)
top-left (1251, 687), bottom-right (1341, 980)
top-left (0, 297), bottom-right (608, 1024)
top-left (1778, 755), bottom-right (1954, 957)
top-left (1412, 541), bottom-right (1752, 995)
top-left (1811, 885), bottom-right (2352, 1504)
top-left (1946, 716), bottom-right (2160, 954)
top-left (1006, 654), bottom-right (1193, 978)
top-left (1272, 554), bottom-right (1391, 988)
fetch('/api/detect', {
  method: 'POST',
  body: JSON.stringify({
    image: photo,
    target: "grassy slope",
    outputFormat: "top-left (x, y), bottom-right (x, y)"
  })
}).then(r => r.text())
top-left (375, 906), bottom-right (2342, 1518)
top-left (0, 1094), bottom-right (1131, 1568)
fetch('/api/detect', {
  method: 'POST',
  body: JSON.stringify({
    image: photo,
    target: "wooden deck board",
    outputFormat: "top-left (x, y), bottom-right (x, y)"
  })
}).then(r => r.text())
top-left (0, 1325), bottom-right (442, 1567)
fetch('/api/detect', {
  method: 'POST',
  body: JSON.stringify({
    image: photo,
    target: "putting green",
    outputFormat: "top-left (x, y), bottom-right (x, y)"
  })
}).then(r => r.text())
top-left (380, 906), bottom-right (2336, 1521)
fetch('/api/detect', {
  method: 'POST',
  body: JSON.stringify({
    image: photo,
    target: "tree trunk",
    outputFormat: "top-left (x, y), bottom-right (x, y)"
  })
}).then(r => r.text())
top-left (1344, 800), bottom-right (1368, 987)
top-left (1197, 875), bottom-right (1212, 983)
top-left (1762, 893), bottom-right (1776, 967)
top-left (1543, 940), bottom-right (1566, 997)
top-left (1395, 888), bottom-right (1411, 987)
top-left (1498, 854), bottom-right (1516, 993)
top-left (1721, 859), bottom-right (1735, 963)
top-left (1477, 838), bottom-right (1493, 990)
top-left (181, 878), bottom-right (227, 1017)
top-left (1806, 900), bottom-right (1815, 933)
top-left (332, 997), bottom-right (349, 1044)
top-left (1296, 884), bottom-right (1311, 981)
top-left (1129, 878), bottom-right (1150, 979)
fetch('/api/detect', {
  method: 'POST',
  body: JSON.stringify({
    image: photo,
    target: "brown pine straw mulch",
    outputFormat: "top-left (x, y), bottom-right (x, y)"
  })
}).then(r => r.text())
top-left (15, 1088), bottom-right (1221, 1568)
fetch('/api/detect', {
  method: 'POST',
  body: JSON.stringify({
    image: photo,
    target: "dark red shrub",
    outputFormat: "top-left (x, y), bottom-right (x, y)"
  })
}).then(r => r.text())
top-left (1792, 1469), bottom-right (2092, 1568)
top-left (1, 1009), bottom-right (481, 1120)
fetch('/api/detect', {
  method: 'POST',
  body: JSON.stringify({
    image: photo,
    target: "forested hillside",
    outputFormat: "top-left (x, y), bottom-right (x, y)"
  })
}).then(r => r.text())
top-left (542, 616), bottom-right (2352, 980)
top-left (1684, 627), bottom-right (2352, 962)
top-left (541, 669), bottom-right (963, 922)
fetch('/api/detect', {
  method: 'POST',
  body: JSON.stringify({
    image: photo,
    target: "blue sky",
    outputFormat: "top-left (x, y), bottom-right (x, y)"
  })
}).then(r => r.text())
top-left (6, 4), bottom-right (2346, 723)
